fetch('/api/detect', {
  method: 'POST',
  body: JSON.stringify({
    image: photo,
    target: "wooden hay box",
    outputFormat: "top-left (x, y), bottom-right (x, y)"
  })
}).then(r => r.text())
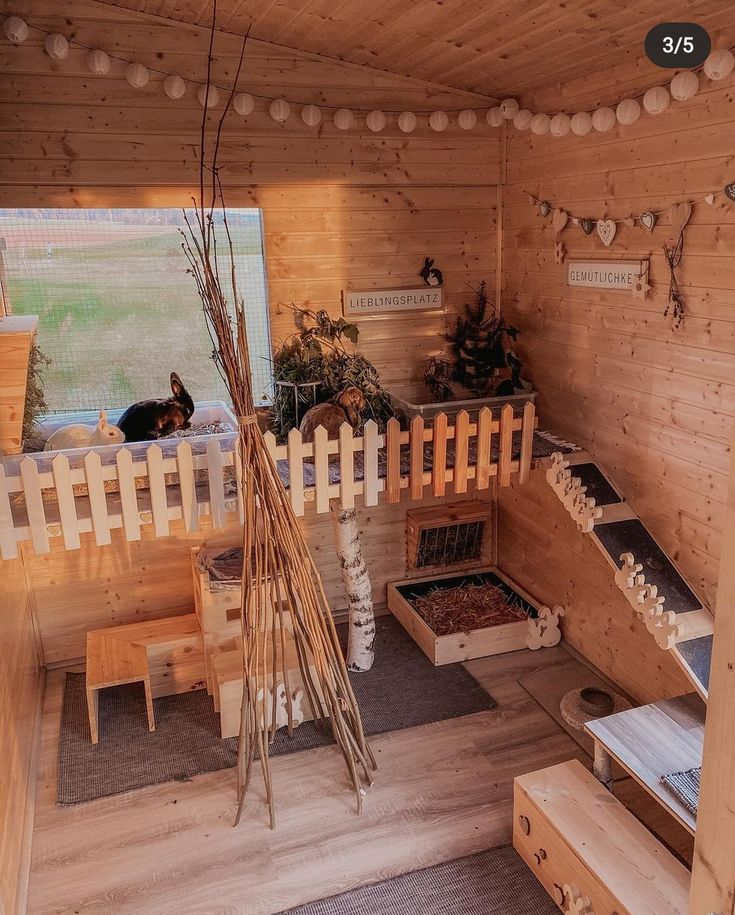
top-left (387, 566), bottom-right (539, 666)
top-left (406, 500), bottom-right (492, 572)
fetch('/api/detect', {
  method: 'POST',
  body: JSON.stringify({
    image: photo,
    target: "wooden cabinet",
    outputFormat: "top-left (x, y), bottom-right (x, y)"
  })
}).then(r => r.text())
top-left (513, 760), bottom-right (690, 915)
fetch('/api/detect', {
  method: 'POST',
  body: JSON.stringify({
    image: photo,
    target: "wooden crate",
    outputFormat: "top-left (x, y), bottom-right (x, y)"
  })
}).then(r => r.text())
top-left (406, 500), bottom-right (492, 571)
top-left (386, 566), bottom-right (536, 666)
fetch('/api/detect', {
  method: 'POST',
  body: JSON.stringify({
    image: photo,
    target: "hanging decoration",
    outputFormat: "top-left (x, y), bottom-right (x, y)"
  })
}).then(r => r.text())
top-left (596, 219), bottom-right (617, 247)
top-left (554, 241), bottom-right (566, 264)
top-left (631, 266), bottom-right (652, 300)
top-left (2, 15), bottom-right (733, 137)
top-left (724, 182), bottom-right (735, 203)
top-left (579, 218), bottom-right (595, 236)
top-left (639, 211), bottom-right (657, 231)
top-left (538, 200), bottom-right (551, 217)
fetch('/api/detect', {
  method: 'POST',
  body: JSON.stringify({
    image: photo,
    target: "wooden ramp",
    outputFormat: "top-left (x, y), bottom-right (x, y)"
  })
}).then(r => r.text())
top-left (544, 450), bottom-right (714, 701)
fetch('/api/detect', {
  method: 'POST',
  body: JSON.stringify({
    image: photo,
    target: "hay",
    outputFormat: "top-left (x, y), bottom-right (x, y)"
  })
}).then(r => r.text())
top-left (411, 581), bottom-right (528, 636)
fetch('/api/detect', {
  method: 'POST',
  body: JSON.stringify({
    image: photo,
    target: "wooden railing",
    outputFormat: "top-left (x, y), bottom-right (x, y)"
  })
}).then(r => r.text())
top-left (0, 402), bottom-right (536, 559)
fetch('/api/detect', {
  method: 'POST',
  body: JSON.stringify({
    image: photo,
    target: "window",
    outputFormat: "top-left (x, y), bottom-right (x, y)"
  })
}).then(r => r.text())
top-left (0, 208), bottom-right (273, 412)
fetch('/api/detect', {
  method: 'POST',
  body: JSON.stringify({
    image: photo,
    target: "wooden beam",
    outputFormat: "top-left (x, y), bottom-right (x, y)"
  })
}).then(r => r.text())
top-left (689, 420), bottom-right (735, 914)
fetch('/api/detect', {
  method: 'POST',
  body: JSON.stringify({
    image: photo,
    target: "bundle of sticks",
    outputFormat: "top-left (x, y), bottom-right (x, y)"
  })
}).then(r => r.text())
top-left (411, 581), bottom-right (528, 636)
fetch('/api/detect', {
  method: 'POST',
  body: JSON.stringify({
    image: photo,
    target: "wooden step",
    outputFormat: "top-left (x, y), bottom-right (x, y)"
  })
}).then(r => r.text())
top-left (585, 694), bottom-right (704, 836)
top-left (514, 759), bottom-right (690, 915)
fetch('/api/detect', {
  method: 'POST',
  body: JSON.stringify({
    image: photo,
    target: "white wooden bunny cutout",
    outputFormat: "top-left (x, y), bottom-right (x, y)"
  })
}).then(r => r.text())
top-left (44, 410), bottom-right (125, 451)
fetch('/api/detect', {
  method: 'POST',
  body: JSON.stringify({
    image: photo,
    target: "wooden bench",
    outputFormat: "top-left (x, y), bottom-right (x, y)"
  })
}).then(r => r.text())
top-left (514, 759), bottom-right (690, 915)
top-left (86, 613), bottom-right (205, 744)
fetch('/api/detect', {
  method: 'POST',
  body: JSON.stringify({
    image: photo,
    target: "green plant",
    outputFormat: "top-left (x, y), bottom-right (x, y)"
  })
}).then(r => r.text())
top-left (22, 343), bottom-right (51, 452)
top-left (270, 305), bottom-right (394, 438)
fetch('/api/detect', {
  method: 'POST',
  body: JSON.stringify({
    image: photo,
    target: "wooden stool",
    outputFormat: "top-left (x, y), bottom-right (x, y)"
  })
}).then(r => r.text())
top-left (86, 632), bottom-right (155, 744)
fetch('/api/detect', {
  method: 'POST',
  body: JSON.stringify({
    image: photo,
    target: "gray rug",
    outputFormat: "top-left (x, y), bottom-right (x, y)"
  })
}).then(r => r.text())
top-left (279, 846), bottom-right (557, 915)
top-left (58, 616), bottom-right (496, 805)
top-left (661, 767), bottom-right (700, 817)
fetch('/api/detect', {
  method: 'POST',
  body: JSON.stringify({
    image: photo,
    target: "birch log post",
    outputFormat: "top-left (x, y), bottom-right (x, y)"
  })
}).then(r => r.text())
top-left (331, 503), bottom-right (376, 671)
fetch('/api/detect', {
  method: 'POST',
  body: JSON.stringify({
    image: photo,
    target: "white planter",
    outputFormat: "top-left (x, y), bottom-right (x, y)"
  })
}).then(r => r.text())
top-left (388, 389), bottom-right (537, 422)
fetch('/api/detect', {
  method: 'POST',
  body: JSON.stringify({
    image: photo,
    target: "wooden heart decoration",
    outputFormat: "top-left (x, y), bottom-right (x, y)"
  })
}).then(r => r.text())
top-left (669, 201), bottom-right (692, 238)
top-left (725, 183), bottom-right (735, 203)
top-left (579, 218), bottom-right (595, 236)
top-left (640, 211), bottom-right (657, 231)
top-left (597, 219), bottom-right (616, 246)
top-left (552, 208), bottom-right (568, 233)
top-left (704, 193), bottom-right (715, 205)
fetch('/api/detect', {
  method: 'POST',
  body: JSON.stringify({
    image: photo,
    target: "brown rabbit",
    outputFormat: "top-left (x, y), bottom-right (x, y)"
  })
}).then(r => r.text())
top-left (299, 387), bottom-right (366, 444)
top-left (118, 373), bottom-right (195, 442)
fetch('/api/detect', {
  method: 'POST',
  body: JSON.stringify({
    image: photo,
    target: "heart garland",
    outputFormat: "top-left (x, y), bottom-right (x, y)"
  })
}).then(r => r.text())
top-left (725, 182), bottom-right (735, 202)
top-left (640, 211), bottom-right (657, 231)
top-left (552, 208), bottom-right (568, 233)
top-left (669, 201), bottom-right (692, 239)
top-left (596, 219), bottom-right (616, 246)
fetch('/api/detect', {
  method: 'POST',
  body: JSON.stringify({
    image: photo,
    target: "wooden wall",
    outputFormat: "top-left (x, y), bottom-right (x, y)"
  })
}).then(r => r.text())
top-left (0, 0), bottom-right (500, 398)
top-left (0, 556), bottom-right (42, 913)
top-left (501, 76), bottom-right (735, 611)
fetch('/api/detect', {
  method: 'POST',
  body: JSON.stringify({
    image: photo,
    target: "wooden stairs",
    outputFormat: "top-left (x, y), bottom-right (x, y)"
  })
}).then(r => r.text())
top-left (544, 450), bottom-right (713, 701)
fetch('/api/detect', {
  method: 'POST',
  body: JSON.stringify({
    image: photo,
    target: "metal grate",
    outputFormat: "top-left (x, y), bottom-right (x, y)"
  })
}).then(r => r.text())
top-left (415, 519), bottom-right (486, 569)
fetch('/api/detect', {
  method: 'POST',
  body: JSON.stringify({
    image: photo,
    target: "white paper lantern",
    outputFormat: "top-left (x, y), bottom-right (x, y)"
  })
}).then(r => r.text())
top-left (486, 107), bottom-right (502, 127)
top-left (642, 85), bottom-right (670, 115)
top-left (87, 49), bottom-right (111, 75)
top-left (549, 113), bottom-right (571, 137)
top-left (125, 62), bottom-right (150, 89)
top-left (44, 33), bottom-right (69, 60)
top-left (334, 108), bottom-right (353, 130)
top-left (301, 104), bottom-right (321, 127)
top-left (703, 48), bottom-right (735, 81)
top-left (269, 98), bottom-right (290, 122)
top-left (500, 98), bottom-right (519, 119)
top-left (570, 111), bottom-right (593, 136)
top-left (366, 109), bottom-right (387, 132)
top-left (197, 84), bottom-right (220, 107)
top-left (163, 75), bottom-right (186, 99)
top-left (670, 70), bottom-right (699, 101)
top-left (234, 92), bottom-right (255, 116)
top-left (429, 110), bottom-right (449, 132)
top-left (3, 16), bottom-right (29, 43)
top-left (458, 109), bottom-right (477, 130)
top-left (529, 113), bottom-right (550, 135)
top-left (591, 107), bottom-right (616, 132)
top-left (513, 108), bottom-right (533, 130)
top-left (397, 111), bottom-right (417, 133)
top-left (616, 98), bottom-right (641, 126)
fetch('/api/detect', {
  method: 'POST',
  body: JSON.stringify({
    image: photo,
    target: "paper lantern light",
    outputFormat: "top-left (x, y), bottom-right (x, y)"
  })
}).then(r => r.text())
top-left (429, 110), bottom-right (449, 132)
top-left (570, 112), bottom-right (592, 136)
top-left (703, 49), bottom-right (735, 81)
top-left (458, 109), bottom-right (477, 130)
top-left (397, 111), bottom-right (417, 133)
top-left (500, 98), bottom-right (519, 119)
top-left (334, 108), bottom-right (353, 130)
top-left (670, 71), bottom-right (699, 101)
top-left (3, 16), bottom-right (29, 43)
top-left (125, 62), bottom-right (150, 89)
top-left (44, 33), bottom-right (69, 60)
top-left (87, 49), bottom-right (111, 75)
top-left (513, 108), bottom-right (533, 130)
top-left (550, 113), bottom-right (571, 137)
top-left (616, 98), bottom-right (641, 126)
top-left (234, 92), bottom-right (255, 116)
top-left (197, 84), bottom-right (220, 107)
top-left (269, 98), bottom-right (290, 122)
top-left (163, 75), bottom-right (186, 99)
top-left (301, 104), bottom-right (321, 127)
top-left (486, 107), bottom-right (502, 127)
top-left (642, 85), bottom-right (670, 115)
top-left (366, 110), bottom-right (387, 132)
top-left (530, 113), bottom-right (551, 135)
top-left (591, 107), bottom-right (616, 132)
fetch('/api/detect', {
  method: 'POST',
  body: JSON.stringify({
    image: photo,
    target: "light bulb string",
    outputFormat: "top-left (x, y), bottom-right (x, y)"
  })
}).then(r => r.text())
top-left (523, 189), bottom-right (721, 227)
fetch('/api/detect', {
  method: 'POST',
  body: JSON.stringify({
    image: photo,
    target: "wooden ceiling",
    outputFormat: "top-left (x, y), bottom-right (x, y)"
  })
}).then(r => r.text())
top-left (100, 0), bottom-right (735, 101)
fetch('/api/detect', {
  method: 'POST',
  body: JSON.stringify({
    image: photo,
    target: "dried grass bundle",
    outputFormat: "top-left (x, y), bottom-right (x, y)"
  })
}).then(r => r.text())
top-left (181, 3), bottom-right (374, 827)
top-left (411, 582), bottom-right (528, 636)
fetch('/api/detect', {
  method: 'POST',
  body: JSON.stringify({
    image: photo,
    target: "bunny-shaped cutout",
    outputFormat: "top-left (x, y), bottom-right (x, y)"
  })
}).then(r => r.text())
top-left (419, 257), bottom-right (443, 286)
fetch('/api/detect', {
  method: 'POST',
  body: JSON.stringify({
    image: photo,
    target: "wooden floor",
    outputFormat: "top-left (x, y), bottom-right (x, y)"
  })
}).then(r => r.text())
top-left (25, 646), bottom-right (687, 914)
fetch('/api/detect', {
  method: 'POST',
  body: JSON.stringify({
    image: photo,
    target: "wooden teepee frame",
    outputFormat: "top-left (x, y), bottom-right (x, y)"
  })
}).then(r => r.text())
top-left (180, 6), bottom-right (375, 827)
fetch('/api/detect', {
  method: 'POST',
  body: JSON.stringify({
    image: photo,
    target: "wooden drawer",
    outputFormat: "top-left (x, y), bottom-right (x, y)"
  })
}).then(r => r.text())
top-left (513, 760), bottom-right (689, 915)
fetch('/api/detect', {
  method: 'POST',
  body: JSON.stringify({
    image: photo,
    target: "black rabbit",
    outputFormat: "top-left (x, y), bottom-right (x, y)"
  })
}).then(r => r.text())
top-left (419, 257), bottom-right (443, 287)
top-left (118, 372), bottom-right (195, 442)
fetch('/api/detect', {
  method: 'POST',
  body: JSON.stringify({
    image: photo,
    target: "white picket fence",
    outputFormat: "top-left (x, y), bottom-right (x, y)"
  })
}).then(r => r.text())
top-left (0, 403), bottom-right (536, 559)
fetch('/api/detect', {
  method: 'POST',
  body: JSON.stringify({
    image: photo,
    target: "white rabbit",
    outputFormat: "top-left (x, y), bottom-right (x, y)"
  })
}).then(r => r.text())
top-left (44, 410), bottom-right (125, 451)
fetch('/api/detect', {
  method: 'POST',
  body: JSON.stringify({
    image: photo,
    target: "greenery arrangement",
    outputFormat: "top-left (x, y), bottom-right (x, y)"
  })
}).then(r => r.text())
top-left (22, 343), bottom-right (51, 452)
top-left (271, 305), bottom-right (394, 438)
top-left (424, 281), bottom-right (525, 401)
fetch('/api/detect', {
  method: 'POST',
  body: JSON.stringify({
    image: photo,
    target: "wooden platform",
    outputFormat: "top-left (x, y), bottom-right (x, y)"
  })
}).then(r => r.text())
top-left (586, 694), bottom-right (705, 835)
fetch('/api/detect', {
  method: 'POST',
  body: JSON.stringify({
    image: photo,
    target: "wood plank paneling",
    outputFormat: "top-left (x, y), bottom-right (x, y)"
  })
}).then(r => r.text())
top-left (501, 79), bottom-right (735, 611)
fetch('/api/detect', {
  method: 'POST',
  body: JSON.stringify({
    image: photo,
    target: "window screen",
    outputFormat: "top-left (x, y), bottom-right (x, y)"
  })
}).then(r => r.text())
top-left (0, 208), bottom-right (273, 412)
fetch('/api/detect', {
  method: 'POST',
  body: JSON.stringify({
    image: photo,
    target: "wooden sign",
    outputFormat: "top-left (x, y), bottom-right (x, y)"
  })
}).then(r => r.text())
top-left (566, 259), bottom-right (647, 292)
top-left (342, 286), bottom-right (444, 316)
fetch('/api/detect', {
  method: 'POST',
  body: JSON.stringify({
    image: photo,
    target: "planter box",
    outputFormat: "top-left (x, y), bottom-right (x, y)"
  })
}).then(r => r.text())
top-left (387, 567), bottom-right (539, 666)
top-left (389, 389), bottom-right (537, 423)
